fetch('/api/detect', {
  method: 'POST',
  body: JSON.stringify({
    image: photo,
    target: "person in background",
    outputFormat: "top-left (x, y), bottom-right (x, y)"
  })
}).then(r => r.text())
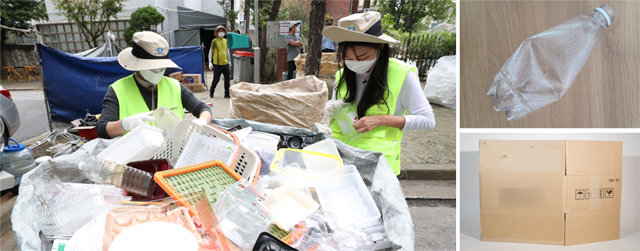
top-left (97, 31), bottom-right (212, 139)
top-left (209, 26), bottom-right (231, 98)
top-left (321, 18), bottom-right (338, 52)
top-left (323, 12), bottom-right (436, 176)
top-left (286, 22), bottom-right (303, 80)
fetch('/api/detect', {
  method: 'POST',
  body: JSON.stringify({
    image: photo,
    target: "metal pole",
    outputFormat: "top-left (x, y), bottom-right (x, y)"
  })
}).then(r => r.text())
top-left (253, 0), bottom-right (260, 83)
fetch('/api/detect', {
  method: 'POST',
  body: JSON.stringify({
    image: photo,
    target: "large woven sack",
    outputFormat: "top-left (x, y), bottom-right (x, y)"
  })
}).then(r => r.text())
top-left (294, 53), bottom-right (340, 77)
top-left (229, 75), bottom-right (328, 128)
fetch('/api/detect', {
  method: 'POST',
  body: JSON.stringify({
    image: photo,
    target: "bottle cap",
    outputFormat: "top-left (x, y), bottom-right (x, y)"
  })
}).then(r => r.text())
top-left (3, 138), bottom-right (26, 153)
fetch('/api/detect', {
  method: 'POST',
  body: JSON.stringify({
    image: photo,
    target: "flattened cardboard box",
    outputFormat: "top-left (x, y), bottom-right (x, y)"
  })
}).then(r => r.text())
top-left (479, 140), bottom-right (622, 246)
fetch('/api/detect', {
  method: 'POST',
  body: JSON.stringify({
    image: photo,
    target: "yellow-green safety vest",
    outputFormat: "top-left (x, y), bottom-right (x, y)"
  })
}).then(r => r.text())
top-left (330, 58), bottom-right (416, 175)
top-left (111, 74), bottom-right (185, 123)
top-left (211, 38), bottom-right (228, 65)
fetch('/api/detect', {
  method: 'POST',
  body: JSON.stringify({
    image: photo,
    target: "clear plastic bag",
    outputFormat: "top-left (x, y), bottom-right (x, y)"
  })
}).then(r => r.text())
top-left (487, 6), bottom-right (614, 120)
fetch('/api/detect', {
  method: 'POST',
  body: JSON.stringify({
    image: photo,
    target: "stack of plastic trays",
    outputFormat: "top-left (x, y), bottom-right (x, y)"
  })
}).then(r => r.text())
top-left (214, 182), bottom-right (271, 250)
top-left (97, 124), bottom-right (164, 164)
top-left (175, 132), bottom-right (237, 168)
top-left (39, 184), bottom-right (129, 236)
top-left (151, 120), bottom-right (261, 185)
top-left (315, 165), bottom-right (381, 229)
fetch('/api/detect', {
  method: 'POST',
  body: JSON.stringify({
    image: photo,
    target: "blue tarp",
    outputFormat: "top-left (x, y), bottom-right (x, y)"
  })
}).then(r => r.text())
top-left (38, 43), bottom-right (205, 122)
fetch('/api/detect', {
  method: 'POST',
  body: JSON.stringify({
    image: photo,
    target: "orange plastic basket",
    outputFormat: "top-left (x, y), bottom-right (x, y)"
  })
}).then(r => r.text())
top-left (154, 160), bottom-right (242, 216)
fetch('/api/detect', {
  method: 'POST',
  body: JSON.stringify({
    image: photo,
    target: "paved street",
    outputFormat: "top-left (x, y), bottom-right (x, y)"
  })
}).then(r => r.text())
top-left (9, 90), bottom-right (48, 142)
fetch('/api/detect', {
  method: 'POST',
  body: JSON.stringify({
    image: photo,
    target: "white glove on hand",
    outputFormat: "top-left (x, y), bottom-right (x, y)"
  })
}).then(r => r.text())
top-left (209, 62), bottom-right (214, 70)
top-left (121, 111), bottom-right (156, 131)
top-left (193, 117), bottom-right (208, 126)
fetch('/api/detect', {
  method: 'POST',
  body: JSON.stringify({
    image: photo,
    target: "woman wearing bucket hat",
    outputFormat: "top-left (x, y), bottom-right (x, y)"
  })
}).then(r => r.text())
top-left (323, 12), bottom-right (436, 176)
top-left (208, 25), bottom-right (231, 98)
top-left (96, 31), bottom-right (213, 139)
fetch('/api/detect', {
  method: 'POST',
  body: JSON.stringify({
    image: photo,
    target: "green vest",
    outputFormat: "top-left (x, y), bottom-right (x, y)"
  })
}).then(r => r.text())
top-left (211, 38), bottom-right (228, 65)
top-left (330, 58), bottom-right (415, 175)
top-left (111, 74), bottom-right (185, 123)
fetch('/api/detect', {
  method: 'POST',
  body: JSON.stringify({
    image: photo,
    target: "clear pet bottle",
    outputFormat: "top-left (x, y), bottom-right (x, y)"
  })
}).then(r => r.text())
top-left (487, 6), bottom-right (614, 120)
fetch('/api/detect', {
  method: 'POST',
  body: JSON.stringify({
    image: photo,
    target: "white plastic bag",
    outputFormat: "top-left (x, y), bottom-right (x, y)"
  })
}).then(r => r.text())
top-left (424, 55), bottom-right (456, 110)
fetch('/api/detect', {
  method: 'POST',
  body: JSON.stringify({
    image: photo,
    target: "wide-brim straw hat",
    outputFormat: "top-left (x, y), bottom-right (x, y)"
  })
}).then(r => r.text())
top-left (117, 31), bottom-right (180, 71)
top-left (289, 22), bottom-right (301, 31)
top-left (215, 25), bottom-right (228, 33)
top-left (322, 11), bottom-right (399, 44)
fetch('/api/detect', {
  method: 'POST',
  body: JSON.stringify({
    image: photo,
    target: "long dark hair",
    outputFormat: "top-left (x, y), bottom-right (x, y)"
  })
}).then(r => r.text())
top-left (336, 42), bottom-right (390, 118)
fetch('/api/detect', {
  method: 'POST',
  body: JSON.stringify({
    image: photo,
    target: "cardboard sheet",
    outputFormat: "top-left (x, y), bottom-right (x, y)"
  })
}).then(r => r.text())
top-left (480, 209), bottom-right (565, 245)
top-left (565, 209), bottom-right (621, 245)
top-left (479, 140), bottom-right (565, 175)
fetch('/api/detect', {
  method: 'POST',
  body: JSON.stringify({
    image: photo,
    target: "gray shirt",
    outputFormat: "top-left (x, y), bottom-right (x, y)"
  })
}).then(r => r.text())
top-left (286, 33), bottom-right (301, 62)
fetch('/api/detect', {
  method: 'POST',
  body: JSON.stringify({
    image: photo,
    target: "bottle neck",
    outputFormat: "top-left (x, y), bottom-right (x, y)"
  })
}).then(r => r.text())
top-left (590, 6), bottom-right (614, 29)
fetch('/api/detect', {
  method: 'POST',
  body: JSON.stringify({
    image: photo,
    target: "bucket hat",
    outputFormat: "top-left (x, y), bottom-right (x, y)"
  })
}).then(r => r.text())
top-left (322, 12), bottom-right (398, 44)
top-left (117, 31), bottom-right (180, 71)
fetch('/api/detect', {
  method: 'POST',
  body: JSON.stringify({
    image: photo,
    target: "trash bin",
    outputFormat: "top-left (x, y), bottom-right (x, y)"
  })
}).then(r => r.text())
top-left (227, 33), bottom-right (251, 49)
top-left (233, 51), bottom-right (254, 83)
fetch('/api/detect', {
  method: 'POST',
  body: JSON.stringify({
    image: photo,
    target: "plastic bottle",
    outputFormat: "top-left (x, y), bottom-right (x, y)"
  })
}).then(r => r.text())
top-left (1, 138), bottom-right (37, 182)
top-left (78, 158), bottom-right (154, 196)
top-left (487, 6), bottom-right (614, 120)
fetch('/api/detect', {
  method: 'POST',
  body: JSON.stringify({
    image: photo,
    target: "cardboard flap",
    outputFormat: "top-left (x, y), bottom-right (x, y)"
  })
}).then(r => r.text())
top-left (479, 140), bottom-right (565, 175)
top-left (481, 209), bottom-right (565, 245)
top-left (566, 141), bottom-right (622, 175)
top-left (565, 210), bottom-right (620, 245)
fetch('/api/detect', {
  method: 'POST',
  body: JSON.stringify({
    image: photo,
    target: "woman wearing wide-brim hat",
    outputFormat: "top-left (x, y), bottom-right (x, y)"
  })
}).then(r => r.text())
top-left (96, 31), bottom-right (212, 138)
top-left (323, 12), bottom-right (435, 176)
top-left (208, 25), bottom-right (232, 98)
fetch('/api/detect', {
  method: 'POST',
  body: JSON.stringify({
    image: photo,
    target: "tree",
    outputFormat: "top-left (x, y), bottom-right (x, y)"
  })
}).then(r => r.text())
top-left (243, 0), bottom-right (250, 34)
top-left (123, 6), bottom-right (165, 46)
top-left (218, 0), bottom-right (238, 31)
top-left (376, 0), bottom-right (455, 32)
top-left (304, 0), bottom-right (326, 76)
top-left (0, 0), bottom-right (48, 45)
top-left (52, 0), bottom-right (125, 48)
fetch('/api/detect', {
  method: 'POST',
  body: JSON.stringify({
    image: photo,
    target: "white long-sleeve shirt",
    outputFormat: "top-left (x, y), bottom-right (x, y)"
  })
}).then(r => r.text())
top-left (332, 70), bottom-right (436, 130)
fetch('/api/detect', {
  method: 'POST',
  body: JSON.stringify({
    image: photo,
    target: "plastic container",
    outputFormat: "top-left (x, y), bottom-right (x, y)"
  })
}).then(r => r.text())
top-left (214, 181), bottom-right (271, 250)
top-left (487, 6), bottom-right (614, 120)
top-left (263, 185), bottom-right (319, 230)
top-left (1, 138), bottom-right (36, 181)
top-left (233, 51), bottom-right (254, 83)
top-left (302, 139), bottom-right (341, 160)
top-left (151, 120), bottom-right (260, 184)
top-left (332, 104), bottom-right (362, 142)
top-left (270, 148), bottom-right (342, 173)
top-left (242, 131), bottom-right (280, 175)
top-left (39, 183), bottom-right (129, 236)
top-left (175, 132), bottom-right (237, 168)
top-left (97, 124), bottom-right (165, 164)
top-left (315, 165), bottom-right (381, 228)
top-left (108, 222), bottom-right (199, 251)
top-left (78, 158), bottom-right (155, 196)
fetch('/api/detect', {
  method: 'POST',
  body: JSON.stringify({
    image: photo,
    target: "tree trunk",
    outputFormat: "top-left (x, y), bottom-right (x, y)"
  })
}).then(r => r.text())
top-left (244, 0), bottom-right (250, 35)
top-left (229, 0), bottom-right (236, 31)
top-left (304, 0), bottom-right (326, 76)
top-left (259, 0), bottom-right (281, 82)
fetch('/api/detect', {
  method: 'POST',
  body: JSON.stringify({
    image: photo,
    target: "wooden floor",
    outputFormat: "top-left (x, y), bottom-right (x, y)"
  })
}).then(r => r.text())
top-left (0, 192), bottom-right (18, 251)
top-left (460, 0), bottom-right (640, 128)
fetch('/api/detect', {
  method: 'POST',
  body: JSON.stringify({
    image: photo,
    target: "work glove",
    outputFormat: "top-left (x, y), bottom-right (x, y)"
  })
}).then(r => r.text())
top-left (209, 62), bottom-right (214, 71)
top-left (193, 117), bottom-right (208, 126)
top-left (121, 111), bottom-right (155, 131)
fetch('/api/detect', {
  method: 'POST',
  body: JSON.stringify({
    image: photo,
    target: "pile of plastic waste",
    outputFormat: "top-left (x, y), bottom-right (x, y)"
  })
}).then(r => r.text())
top-left (11, 108), bottom-right (411, 251)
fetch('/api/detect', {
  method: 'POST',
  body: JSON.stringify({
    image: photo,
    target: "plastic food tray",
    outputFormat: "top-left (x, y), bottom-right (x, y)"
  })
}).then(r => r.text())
top-left (97, 124), bottom-right (164, 164)
top-left (270, 148), bottom-right (342, 173)
top-left (153, 160), bottom-right (241, 216)
top-left (151, 120), bottom-right (260, 184)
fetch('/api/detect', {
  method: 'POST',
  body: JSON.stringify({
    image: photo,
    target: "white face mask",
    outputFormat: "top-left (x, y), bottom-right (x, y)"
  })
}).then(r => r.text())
top-left (139, 68), bottom-right (166, 86)
top-left (345, 58), bottom-right (377, 74)
top-left (218, 32), bottom-right (225, 38)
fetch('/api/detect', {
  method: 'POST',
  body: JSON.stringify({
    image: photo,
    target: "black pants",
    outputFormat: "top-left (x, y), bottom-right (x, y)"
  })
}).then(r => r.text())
top-left (211, 64), bottom-right (231, 96)
top-left (287, 60), bottom-right (296, 80)
top-left (322, 48), bottom-right (335, 52)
